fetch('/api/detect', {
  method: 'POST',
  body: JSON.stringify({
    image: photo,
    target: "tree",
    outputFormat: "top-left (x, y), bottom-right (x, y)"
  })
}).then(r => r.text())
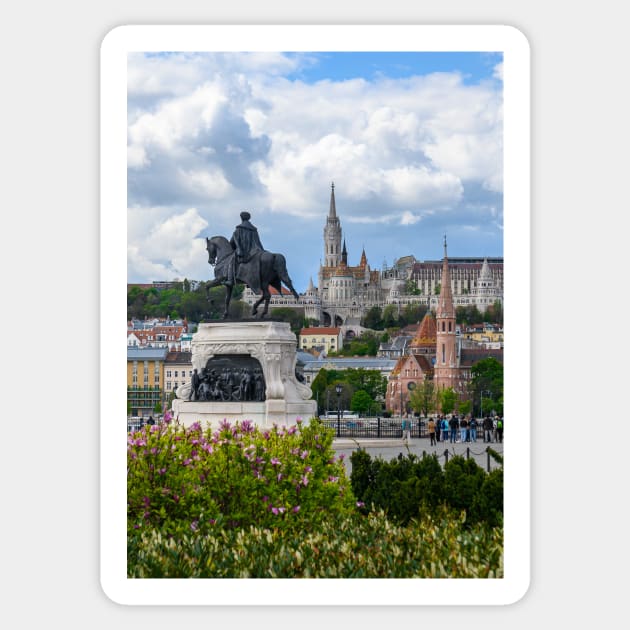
top-left (469, 357), bottom-right (504, 416)
top-left (382, 304), bottom-right (398, 328)
top-left (409, 379), bottom-right (436, 417)
top-left (458, 399), bottom-right (472, 416)
top-left (350, 390), bottom-right (374, 415)
top-left (325, 381), bottom-right (354, 413)
top-left (344, 368), bottom-right (387, 401)
top-left (401, 303), bottom-right (426, 325)
top-left (310, 369), bottom-right (330, 414)
top-left (404, 279), bottom-right (422, 295)
top-left (269, 307), bottom-right (305, 337)
top-left (438, 387), bottom-right (458, 415)
top-left (362, 305), bottom-right (383, 330)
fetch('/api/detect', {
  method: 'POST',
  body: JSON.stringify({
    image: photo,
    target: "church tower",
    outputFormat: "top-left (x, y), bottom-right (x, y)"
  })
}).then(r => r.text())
top-left (434, 236), bottom-right (459, 394)
top-left (323, 182), bottom-right (342, 268)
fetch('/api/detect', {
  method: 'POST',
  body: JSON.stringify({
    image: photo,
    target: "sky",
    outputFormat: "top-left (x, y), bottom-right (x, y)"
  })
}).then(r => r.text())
top-left (127, 51), bottom-right (504, 293)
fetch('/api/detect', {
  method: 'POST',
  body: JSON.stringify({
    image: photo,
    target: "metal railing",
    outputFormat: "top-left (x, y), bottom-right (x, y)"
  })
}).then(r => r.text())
top-left (319, 416), bottom-right (428, 439)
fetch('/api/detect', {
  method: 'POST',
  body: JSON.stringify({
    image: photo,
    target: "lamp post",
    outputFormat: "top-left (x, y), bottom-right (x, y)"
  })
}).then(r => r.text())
top-left (335, 383), bottom-right (343, 437)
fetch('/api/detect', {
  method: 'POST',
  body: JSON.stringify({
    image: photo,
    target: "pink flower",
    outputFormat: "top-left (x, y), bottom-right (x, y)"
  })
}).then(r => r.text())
top-left (292, 505), bottom-right (301, 513)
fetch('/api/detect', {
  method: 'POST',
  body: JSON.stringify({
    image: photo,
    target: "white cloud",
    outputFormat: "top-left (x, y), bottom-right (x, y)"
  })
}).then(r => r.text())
top-left (128, 207), bottom-right (210, 281)
top-left (179, 167), bottom-right (232, 199)
top-left (400, 211), bottom-right (421, 225)
top-left (127, 52), bottom-right (503, 284)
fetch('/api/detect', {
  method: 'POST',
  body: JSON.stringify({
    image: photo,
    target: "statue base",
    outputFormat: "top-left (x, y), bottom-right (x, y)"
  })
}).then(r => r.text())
top-left (172, 321), bottom-right (316, 429)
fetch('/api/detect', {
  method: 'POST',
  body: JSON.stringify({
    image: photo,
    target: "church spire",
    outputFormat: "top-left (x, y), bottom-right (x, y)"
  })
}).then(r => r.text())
top-left (438, 235), bottom-right (454, 318)
top-left (342, 238), bottom-right (347, 265)
top-left (323, 182), bottom-right (342, 268)
top-left (359, 247), bottom-right (367, 268)
top-left (329, 182), bottom-right (337, 218)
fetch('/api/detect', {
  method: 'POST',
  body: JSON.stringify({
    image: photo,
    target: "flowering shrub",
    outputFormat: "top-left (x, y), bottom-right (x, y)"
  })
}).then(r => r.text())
top-left (128, 508), bottom-right (503, 578)
top-left (127, 418), bottom-right (354, 537)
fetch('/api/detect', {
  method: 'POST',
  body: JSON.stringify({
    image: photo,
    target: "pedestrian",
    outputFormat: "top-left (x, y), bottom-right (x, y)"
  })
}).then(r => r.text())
top-left (483, 415), bottom-right (493, 442)
top-left (469, 416), bottom-right (478, 442)
top-left (402, 417), bottom-right (411, 442)
top-left (428, 417), bottom-right (436, 446)
top-left (497, 416), bottom-right (503, 442)
top-left (442, 416), bottom-right (449, 442)
top-left (449, 414), bottom-right (458, 443)
top-left (460, 415), bottom-right (468, 443)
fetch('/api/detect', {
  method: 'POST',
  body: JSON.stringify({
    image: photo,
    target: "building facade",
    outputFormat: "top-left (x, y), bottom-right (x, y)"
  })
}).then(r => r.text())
top-left (304, 184), bottom-right (504, 327)
top-left (385, 239), bottom-right (503, 414)
top-left (127, 347), bottom-right (168, 417)
top-left (299, 326), bottom-right (343, 354)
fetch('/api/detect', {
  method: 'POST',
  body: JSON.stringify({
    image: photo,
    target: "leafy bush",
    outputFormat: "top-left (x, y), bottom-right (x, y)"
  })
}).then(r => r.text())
top-left (127, 418), bottom-right (354, 537)
top-left (350, 451), bottom-right (502, 527)
top-left (128, 508), bottom-right (503, 578)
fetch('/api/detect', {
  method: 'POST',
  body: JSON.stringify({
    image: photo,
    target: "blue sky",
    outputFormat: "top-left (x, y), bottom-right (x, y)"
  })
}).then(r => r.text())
top-left (127, 51), bottom-right (503, 292)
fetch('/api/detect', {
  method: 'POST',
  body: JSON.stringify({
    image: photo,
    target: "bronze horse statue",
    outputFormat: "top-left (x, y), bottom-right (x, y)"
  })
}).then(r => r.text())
top-left (205, 235), bottom-right (300, 318)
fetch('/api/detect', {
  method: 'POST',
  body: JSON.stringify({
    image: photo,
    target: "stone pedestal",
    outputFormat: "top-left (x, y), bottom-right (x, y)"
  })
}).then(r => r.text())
top-left (172, 321), bottom-right (316, 429)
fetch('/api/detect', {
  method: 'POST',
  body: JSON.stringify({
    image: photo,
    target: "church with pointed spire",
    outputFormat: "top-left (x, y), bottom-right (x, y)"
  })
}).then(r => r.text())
top-left (305, 183), bottom-right (383, 327)
top-left (300, 182), bottom-right (503, 332)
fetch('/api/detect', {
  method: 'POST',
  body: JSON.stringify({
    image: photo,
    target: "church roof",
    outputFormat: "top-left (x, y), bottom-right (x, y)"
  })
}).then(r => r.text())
top-left (410, 311), bottom-right (437, 348)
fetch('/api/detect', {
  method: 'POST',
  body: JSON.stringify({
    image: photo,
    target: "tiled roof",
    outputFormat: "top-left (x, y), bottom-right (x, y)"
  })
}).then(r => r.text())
top-left (165, 351), bottom-right (192, 364)
top-left (410, 312), bottom-right (437, 348)
top-left (300, 327), bottom-right (341, 335)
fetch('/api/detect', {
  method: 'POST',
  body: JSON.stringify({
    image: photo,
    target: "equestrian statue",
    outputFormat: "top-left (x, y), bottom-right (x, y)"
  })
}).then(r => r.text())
top-left (205, 211), bottom-right (300, 318)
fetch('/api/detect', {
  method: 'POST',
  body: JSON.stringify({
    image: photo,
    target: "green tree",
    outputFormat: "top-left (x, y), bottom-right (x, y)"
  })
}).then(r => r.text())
top-left (362, 305), bottom-right (383, 330)
top-left (325, 381), bottom-right (354, 413)
top-left (400, 303), bottom-right (426, 325)
top-left (350, 390), bottom-right (374, 415)
top-left (469, 357), bottom-right (504, 416)
top-left (382, 304), bottom-right (399, 328)
top-left (404, 279), bottom-right (422, 295)
top-left (409, 379), bottom-right (436, 417)
top-left (344, 368), bottom-right (387, 401)
top-left (438, 387), bottom-right (458, 414)
top-left (269, 307), bottom-right (305, 337)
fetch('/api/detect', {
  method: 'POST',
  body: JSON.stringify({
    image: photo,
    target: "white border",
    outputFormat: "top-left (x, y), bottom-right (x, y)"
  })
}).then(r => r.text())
top-left (101, 24), bottom-right (530, 606)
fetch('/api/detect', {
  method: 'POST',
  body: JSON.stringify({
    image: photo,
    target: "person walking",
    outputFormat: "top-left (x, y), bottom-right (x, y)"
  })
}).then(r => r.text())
top-left (496, 416), bottom-right (504, 442)
top-left (442, 416), bottom-right (450, 443)
top-left (460, 416), bottom-right (468, 443)
top-left (483, 415), bottom-right (493, 442)
top-left (469, 416), bottom-right (478, 442)
top-left (428, 417), bottom-right (436, 446)
top-left (401, 416), bottom-right (411, 443)
top-left (449, 415), bottom-right (458, 443)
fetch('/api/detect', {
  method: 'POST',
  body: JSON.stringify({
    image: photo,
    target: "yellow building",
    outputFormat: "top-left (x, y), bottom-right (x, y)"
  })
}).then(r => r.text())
top-left (299, 326), bottom-right (343, 355)
top-left (127, 347), bottom-right (168, 417)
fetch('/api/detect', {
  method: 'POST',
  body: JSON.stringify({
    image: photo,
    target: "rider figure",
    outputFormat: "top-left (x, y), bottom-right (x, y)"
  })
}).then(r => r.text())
top-left (225, 211), bottom-right (264, 288)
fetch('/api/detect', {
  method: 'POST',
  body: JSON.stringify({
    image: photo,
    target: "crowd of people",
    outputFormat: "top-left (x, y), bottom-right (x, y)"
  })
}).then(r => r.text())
top-left (426, 414), bottom-right (503, 446)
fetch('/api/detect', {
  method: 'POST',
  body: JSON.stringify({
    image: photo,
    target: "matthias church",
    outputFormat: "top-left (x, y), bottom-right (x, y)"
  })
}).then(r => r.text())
top-left (303, 184), bottom-right (504, 327)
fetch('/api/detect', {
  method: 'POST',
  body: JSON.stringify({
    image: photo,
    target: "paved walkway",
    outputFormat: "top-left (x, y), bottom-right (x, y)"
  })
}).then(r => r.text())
top-left (332, 436), bottom-right (504, 474)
